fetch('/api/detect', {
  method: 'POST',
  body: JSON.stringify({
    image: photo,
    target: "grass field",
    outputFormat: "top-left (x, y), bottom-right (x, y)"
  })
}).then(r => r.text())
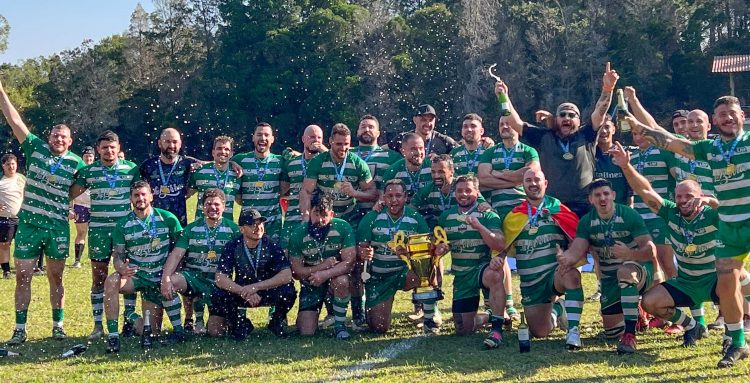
top-left (0, 198), bottom-right (749, 382)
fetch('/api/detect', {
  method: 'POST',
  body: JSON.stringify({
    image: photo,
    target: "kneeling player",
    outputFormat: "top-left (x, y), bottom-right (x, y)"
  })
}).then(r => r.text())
top-left (209, 208), bottom-right (296, 339)
top-left (358, 180), bottom-right (430, 333)
top-left (434, 175), bottom-right (506, 347)
top-left (504, 169), bottom-right (584, 349)
top-left (558, 178), bottom-right (663, 354)
top-left (160, 189), bottom-right (240, 335)
top-left (290, 190), bottom-right (357, 339)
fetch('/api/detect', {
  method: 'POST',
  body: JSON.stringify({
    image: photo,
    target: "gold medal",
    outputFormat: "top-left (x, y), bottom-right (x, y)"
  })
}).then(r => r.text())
top-left (207, 250), bottom-right (217, 260)
top-left (150, 238), bottom-right (160, 249)
top-left (726, 163), bottom-right (736, 176)
top-left (333, 182), bottom-right (342, 190)
top-left (47, 174), bottom-right (57, 183)
top-left (684, 244), bottom-right (698, 255)
top-left (255, 181), bottom-right (264, 188)
top-left (528, 226), bottom-right (539, 235)
top-left (563, 152), bottom-right (574, 160)
top-left (687, 174), bottom-right (697, 181)
top-left (160, 186), bottom-right (170, 195)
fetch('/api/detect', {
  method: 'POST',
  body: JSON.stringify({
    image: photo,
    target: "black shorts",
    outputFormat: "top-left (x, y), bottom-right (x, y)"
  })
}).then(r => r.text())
top-left (209, 283), bottom-right (297, 319)
top-left (0, 216), bottom-right (19, 243)
top-left (74, 205), bottom-right (90, 224)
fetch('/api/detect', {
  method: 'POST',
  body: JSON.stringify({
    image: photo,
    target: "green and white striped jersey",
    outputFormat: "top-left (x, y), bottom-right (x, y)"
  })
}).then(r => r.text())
top-left (411, 181), bottom-right (487, 228)
top-left (629, 146), bottom-right (676, 222)
top-left (437, 205), bottom-right (502, 278)
top-left (672, 154), bottom-right (714, 197)
top-left (305, 151), bottom-right (372, 220)
top-left (73, 159), bottom-right (139, 229)
top-left (576, 203), bottom-right (649, 279)
top-left (19, 133), bottom-right (84, 229)
top-left (351, 145), bottom-right (401, 210)
top-left (657, 200), bottom-right (717, 280)
top-left (287, 218), bottom-right (355, 266)
top-left (357, 207), bottom-right (429, 278)
top-left (478, 142), bottom-right (538, 212)
top-left (450, 144), bottom-right (486, 176)
top-left (112, 207), bottom-right (183, 283)
top-left (282, 152), bottom-right (318, 225)
top-left (382, 158), bottom-right (432, 199)
top-left (189, 162), bottom-right (241, 221)
top-left (233, 152), bottom-right (283, 225)
top-left (175, 217), bottom-right (240, 275)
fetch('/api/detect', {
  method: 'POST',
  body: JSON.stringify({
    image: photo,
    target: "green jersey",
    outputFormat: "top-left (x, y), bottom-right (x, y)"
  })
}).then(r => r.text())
top-left (19, 133), bottom-right (84, 229)
top-left (233, 152), bottom-right (284, 225)
top-left (450, 144), bottom-right (486, 176)
top-left (74, 159), bottom-right (139, 229)
top-left (357, 207), bottom-right (429, 278)
top-left (478, 142), bottom-right (538, 212)
top-left (287, 218), bottom-right (355, 266)
top-left (382, 158), bottom-right (432, 199)
top-left (507, 196), bottom-right (569, 290)
top-left (305, 151), bottom-right (372, 219)
top-left (175, 217), bottom-right (240, 275)
top-left (351, 145), bottom-right (400, 210)
top-left (629, 146), bottom-right (675, 222)
top-left (657, 200), bottom-right (718, 281)
top-left (692, 134), bottom-right (750, 224)
top-left (576, 203), bottom-right (649, 278)
top-left (437, 204), bottom-right (502, 278)
top-left (189, 162), bottom-right (241, 221)
top-left (282, 152), bottom-right (318, 225)
top-left (672, 153), bottom-right (714, 197)
top-left (112, 207), bottom-right (183, 283)
top-left (411, 181), bottom-right (486, 228)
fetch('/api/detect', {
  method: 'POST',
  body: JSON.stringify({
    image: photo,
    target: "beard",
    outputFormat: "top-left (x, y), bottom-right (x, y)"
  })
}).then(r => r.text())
top-left (358, 134), bottom-right (375, 145)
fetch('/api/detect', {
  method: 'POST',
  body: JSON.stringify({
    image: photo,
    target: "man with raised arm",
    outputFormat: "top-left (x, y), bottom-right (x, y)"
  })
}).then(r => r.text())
top-left (624, 96), bottom-right (750, 367)
top-left (0, 79), bottom-right (84, 344)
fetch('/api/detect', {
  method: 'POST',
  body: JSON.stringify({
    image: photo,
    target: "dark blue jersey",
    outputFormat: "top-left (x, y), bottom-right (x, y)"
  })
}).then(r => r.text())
top-left (217, 235), bottom-right (290, 286)
top-left (139, 155), bottom-right (198, 226)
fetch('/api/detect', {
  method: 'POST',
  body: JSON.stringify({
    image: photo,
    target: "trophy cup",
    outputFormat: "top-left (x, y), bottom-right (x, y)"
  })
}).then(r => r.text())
top-left (388, 227), bottom-right (449, 303)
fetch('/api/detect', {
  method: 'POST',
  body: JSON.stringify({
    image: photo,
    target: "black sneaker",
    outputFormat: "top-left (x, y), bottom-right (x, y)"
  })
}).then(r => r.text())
top-left (230, 318), bottom-right (254, 341)
top-left (721, 337), bottom-right (732, 355)
top-left (121, 322), bottom-right (135, 338)
top-left (268, 319), bottom-right (288, 338)
top-left (106, 336), bottom-right (121, 353)
top-left (717, 344), bottom-right (750, 368)
top-left (160, 331), bottom-right (186, 346)
top-left (682, 324), bottom-right (701, 347)
top-left (184, 320), bottom-right (194, 334)
top-left (697, 324), bottom-right (709, 340)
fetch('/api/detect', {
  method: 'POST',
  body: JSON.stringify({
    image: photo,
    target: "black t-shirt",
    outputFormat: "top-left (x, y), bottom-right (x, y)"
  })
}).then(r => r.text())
top-left (521, 123), bottom-right (596, 204)
top-left (216, 235), bottom-right (290, 286)
top-left (595, 146), bottom-right (632, 205)
top-left (388, 130), bottom-right (458, 156)
top-left (139, 155), bottom-right (198, 226)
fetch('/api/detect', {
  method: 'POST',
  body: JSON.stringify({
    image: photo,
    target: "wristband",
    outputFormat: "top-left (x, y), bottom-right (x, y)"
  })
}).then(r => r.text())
top-left (602, 86), bottom-right (614, 93)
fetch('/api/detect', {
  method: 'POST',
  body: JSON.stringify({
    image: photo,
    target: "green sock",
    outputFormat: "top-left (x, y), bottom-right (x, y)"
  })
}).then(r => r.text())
top-left (91, 291), bottom-right (104, 325)
top-left (423, 298), bottom-right (436, 321)
top-left (726, 321), bottom-right (746, 347)
top-left (194, 302), bottom-right (205, 324)
top-left (126, 311), bottom-right (142, 323)
top-left (15, 310), bottom-right (28, 330)
top-left (123, 293), bottom-right (137, 323)
top-left (552, 301), bottom-right (563, 318)
top-left (564, 287), bottom-right (584, 329)
top-left (162, 297), bottom-right (184, 333)
top-left (690, 306), bottom-right (705, 326)
top-left (333, 296), bottom-right (350, 329)
top-left (107, 319), bottom-right (119, 336)
top-left (669, 308), bottom-right (696, 330)
top-left (52, 308), bottom-right (64, 327)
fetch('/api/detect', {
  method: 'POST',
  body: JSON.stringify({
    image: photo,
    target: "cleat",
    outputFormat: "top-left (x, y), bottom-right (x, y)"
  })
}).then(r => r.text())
top-left (193, 322), bottom-right (207, 335)
top-left (32, 267), bottom-right (46, 276)
top-left (708, 315), bottom-right (725, 331)
top-left (160, 331), bottom-right (186, 345)
top-left (566, 326), bottom-right (582, 350)
top-left (318, 314), bottom-right (335, 329)
top-left (7, 329), bottom-right (27, 345)
top-left (230, 318), bottom-right (253, 341)
top-left (556, 302), bottom-right (568, 331)
top-left (721, 337), bottom-right (732, 355)
top-left (423, 319), bottom-right (440, 335)
top-left (87, 327), bottom-right (104, 340)
top-left (697, 324), bottom-right (709, 340)
top-left (648, 317), bottom-right (666, 329)
top-left (52, 326), bottom-right (67, 340)
top-left (617, 333), bottom-right (637, 354)
top-left (121, 322), bottom-right (136, 338)
top-left (106, 336), bottom-right (121, 353)
top-left (351, 315), bottom-right (367, 332)
top-left (717, 345), bottom-right (750, 368)
top-left (682, 325), bottom-right (701, 347)
top-left (483, 331), bottom-right (502, 349)
top-left (334, 327), bottom-right (351, 340)
top-left (665, 324), bottom-right (683, 335)
top-left (268, 319), bottom-right (288, 338)
top-left (184, 320), bottom-right (194, 334)
top-left (3, 270), bottom-right (11, 279)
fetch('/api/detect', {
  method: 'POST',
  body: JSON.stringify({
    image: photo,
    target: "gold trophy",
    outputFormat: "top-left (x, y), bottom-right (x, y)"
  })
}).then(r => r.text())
top-left (388, 227), bottom-right (449, 302)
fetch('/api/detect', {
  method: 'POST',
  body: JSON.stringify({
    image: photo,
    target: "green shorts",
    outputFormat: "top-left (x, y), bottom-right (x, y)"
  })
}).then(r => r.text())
top-left (181, 269), bottom-right (215, 306)
top-left (88, 227), bottom-right (113, 262)
top-left (13, 222), bottom-right (70, 260)
top-left (520, 269), bottom-right (561, 307)
top-left (365, 268), bottom-right (409, 309)
top-left (644, 217), bottom-right (668, 245)
top-left (299, 281), bottom-right (331, 312)
top-left (452, 263), bottom-right (489, 301)
top-left (132, 274), bottom-right (163, 305)
top-left (715, 220), bottom-right (750, 262)
top-left (662, 273), bottom-right (718, 307)
top-left (600, 262), bottom-right (654, 313)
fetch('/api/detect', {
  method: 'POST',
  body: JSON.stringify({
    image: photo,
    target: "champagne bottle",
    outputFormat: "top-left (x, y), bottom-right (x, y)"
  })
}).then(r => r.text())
top-left (497, 85), bottom-right (511, 117)
top-left (60, 344), bottom-right (87, 358)
top-left (0, 349), bottom-right (22, 357)
top-left (518, 311), bottom-right (530, 353)
top-left (141, 310), bottom-right (153, 349)
top-left (616, 89), bottom-right (631, 133)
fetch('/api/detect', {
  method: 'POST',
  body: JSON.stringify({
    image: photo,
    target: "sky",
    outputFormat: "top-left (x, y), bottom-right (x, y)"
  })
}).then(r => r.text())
top-left (1, 0), bottom-right (155, 65)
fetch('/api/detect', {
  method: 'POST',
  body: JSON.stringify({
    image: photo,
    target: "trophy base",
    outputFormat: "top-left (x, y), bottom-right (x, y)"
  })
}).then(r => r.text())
top-left (412, 288), bottom-right (444, 302)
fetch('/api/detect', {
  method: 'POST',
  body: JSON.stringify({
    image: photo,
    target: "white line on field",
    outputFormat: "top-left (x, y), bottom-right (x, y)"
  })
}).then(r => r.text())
top-left (329, 335), bottom-right (422, 382)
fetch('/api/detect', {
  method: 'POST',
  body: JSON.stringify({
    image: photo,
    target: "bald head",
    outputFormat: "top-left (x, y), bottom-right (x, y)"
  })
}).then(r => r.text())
top-left (675, 179), bottom-right (701, 195)
top-left (523, 168), bottom-right (547, 202)
top-left (158, 127), bottom-right (182, 160)
top-left (687, 109), bottom-right (710, 140)
top-left (302, 124), bottom-right (324, 154)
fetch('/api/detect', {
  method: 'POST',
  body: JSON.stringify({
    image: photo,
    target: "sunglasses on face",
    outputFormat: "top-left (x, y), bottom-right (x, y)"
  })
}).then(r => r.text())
top-left (558, 112), bottom-right (579, 119)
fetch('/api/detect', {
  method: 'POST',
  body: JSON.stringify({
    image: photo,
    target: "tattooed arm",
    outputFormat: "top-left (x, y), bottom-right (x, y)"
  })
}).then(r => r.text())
top-left (623, 86), bottom-right (660, 130)
top-left (625, 115), bottom-right (695, 159)
top-left (609, 142), bottom-right (664, 214)
top-left (592, 62), bottom-right (619, 130)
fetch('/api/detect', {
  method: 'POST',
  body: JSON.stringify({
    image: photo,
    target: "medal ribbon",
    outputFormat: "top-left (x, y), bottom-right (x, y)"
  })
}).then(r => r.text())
top-left (438, 184), bottom-right (453, 210)
top-left (49, 154), bottom-right (66, 175)
top-left (387, 213), bottom-right (404, 236)
top-left (333, 153), bottom-right (349, 182)
top-left (158, 156), bottom-right (181, 186)
top-left (714, 135), bottom-right (742, 166)
top-left (688, 160), bottom-right (697, 176)
top-left (465, 147), bottom-right (483, 173)
top-left (212, 164), bottom-right (230, 189)
top-left (243, 240), bottom-right (262, 277)
top-left (103, 160), bottom-right (120, 189)
top-left (133, 211), bottom-right (157, 241)
top-left (558, 139), bottom-right (571, 156)
top-left (636, 147), bottom-right (652, 173)
top-left (253, 155), bottom-right (271, 181)
top-left (356, 146), bottom-right (377, 163)
top-left (501, 144), bottom-right (517, 169)
top-left (204, 222), bottom-right (221, 252)
top-left (526, 197), bottom-right (546, 228)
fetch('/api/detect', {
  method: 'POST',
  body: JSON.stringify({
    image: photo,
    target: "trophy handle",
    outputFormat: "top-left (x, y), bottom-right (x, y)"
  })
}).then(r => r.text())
top-left (433, 226), bottom-right (449, 245)
top-left (391, 231), bottom-right (410, 269)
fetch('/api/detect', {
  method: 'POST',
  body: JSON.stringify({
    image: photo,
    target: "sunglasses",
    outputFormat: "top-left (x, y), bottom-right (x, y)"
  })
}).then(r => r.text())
top-left (558, 111), bottom-right (579, 119)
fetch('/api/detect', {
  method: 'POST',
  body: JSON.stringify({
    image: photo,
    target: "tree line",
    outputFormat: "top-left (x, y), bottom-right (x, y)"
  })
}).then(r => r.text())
top-left (0, 0), bottom-right (748, 162)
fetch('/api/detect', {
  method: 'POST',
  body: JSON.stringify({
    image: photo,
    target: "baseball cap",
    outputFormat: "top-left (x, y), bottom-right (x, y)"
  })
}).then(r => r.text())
top-left (82, 146), bottom-right (95, 155)
top-left (556, 102), bottom-right (581, 117)
top-left (671, 110), bottom-right (689, 122)
top-left (414, 104), bottom-right (437, 117)
top-left (239, 208), bottom-right (267, 226)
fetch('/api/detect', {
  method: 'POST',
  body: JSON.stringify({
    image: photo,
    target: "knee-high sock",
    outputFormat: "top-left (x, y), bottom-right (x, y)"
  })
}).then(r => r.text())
top-left (333, 296), bottom-right (350, 329)
top-left (565, 287), bottom-right (584, 329)
top-left (91, 290), bottom-right (104, 325)
top-left (162, 296), bottom-right (184, 333)
top-left (123, 293), bottom-right (137, 323)
top-left (620, 282), bottom-right (639, 335)
top-left (670, 308), bottom-right (696, 331)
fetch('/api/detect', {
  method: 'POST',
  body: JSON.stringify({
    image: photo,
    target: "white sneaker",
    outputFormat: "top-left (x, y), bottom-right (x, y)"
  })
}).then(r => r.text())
top-left (318, 314), bottom-right (336, 329)
top-left (433, 308), bottom-right (443, 326)
top-left (566, 326), bottom-right (582, 350)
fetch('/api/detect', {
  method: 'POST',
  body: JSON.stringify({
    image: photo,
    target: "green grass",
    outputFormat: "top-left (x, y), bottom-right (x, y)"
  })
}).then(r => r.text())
top-left (0, 197), bottom-right (748, 382)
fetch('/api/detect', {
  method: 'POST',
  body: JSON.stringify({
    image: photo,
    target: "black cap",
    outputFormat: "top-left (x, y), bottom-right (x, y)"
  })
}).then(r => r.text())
top-left (82, 146), bottom-right (95, 155)
top-left (239, 208), bottom-right (267, 226)
top-left (671, 110), bottom-right (689, 122)
top-left (414, 104), bottom-right (436, 117)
